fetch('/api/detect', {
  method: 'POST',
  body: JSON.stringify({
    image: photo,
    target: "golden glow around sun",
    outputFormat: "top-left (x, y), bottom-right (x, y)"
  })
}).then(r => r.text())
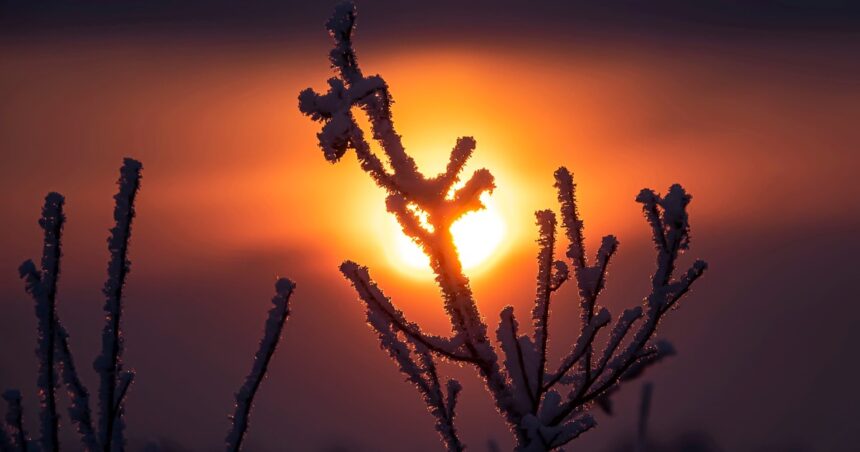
top-left (392, 194), bottom-right (506, 274)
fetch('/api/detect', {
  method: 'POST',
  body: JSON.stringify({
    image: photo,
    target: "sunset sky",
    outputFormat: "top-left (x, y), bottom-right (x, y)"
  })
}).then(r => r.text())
top-left (1, 1), bottom-right (859, 451)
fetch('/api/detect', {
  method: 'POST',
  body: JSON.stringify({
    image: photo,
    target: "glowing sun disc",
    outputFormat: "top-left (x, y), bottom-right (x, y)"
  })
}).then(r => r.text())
top-left (393, 196), bottom-right (506, 272)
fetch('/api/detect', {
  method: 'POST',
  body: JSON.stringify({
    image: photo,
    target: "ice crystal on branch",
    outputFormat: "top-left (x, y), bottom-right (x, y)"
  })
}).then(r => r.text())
top-left (300, 3), bottom-right (708, 450)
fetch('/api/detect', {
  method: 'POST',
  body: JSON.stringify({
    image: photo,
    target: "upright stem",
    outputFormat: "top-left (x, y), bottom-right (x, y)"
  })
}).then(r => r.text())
top-left (96, 158), bottom-right (142, 452)
top-left (27, 192), bottom-right (66, 452)
top-left (226, 278), bottom-right (295, 452)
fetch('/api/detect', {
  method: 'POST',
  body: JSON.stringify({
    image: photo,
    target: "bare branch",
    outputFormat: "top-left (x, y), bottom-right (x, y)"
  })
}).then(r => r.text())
top-left (386, 194), bottom-right (433, 247)
top-left (3, 390), bottom-right (30, 451)
top-left (340, 262), bottom-right (473, 362)
top-left (19, 191), bottom-right (65, 452)
top-left (56, 323), bottom-right (99, 451)
top-left (226, 278), bottom-right (295, 452)
top-left (665, 260), bottom-right (708, 312)
top-left (522, 412), bottom-right (597, 450)
top-left (417, 346), bottom-right (465, 452)
top-left (434, 137), bottom-right (476, 192)
top-left (301, 4), bottom-right (709, 450)
top-left (532, 210), bottom-right (557, 401)
top-left (497, 307), bottom-right (537, 413)
top-left (543, 308), bottom-right (610, 391)
top-left (445, 380), bottom-right (462, 424)
top-left (554, 167), bottom-right (586, 269)
top-left (554, 167), bottom-right (619, 385)
top-left (548, 260), bottom-right (569, 292)
top-left (95, 157), bottom-right (142, 452)
top-left (594, 307), bottom-right (644, 377)
top-left (447, 168), bottom-right (495, 221)
top-left (340, 263), bottom-right (466, 452)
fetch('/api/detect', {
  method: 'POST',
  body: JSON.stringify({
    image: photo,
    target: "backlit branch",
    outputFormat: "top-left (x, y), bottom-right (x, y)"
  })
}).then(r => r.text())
top-left (226, 278), bottom-right (296, 452)
top-left (18, 192), bottom-right (65, 452)
top-left (3, 390), bottom-right (30, 451)
top-left (301, 3), bottom-right (707, 450)
top-left (56, 323), bottom-right (99, 451)
top-left (94, 158), bottom-right (141, 452)
top-left (532, 210), bottom-right (557, 403)
top-left (342, 261), bottom-right (464, 450)
top-left (341, 262), bottom-right (472, 362)
top-left (7, 159), bottom-right (146, 451)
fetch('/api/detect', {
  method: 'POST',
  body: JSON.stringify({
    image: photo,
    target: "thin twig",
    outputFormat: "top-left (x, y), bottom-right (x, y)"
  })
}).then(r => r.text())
top-left (226, 278), bottom-right (296, 452)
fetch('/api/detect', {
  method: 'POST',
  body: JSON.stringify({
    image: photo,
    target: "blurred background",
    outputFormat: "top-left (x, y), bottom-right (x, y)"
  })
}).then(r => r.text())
top-left (1, 1), bottom-right (859, 450)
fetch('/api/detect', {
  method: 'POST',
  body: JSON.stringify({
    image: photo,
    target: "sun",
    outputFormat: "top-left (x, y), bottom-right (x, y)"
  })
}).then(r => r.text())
top-left (392, 194), bottom-right (506, 274)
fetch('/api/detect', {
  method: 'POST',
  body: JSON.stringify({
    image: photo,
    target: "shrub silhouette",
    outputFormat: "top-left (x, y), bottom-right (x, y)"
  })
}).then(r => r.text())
top-left (1, 159), bottom-right (295, 452)
top-left (299, 3), bottom-right (708, 450)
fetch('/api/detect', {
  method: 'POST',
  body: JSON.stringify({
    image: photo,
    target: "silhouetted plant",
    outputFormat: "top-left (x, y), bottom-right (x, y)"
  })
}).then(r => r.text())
top-left (94, 158), bottom-right (142, 451)
top-left (1, 159), bottom-right (296, 451)
top-left (299, 3), bottom-right (708, 451)
top-left (226, 277), bottom-right (296, 452)
top-left (6, 159), bottom-right (141, 452)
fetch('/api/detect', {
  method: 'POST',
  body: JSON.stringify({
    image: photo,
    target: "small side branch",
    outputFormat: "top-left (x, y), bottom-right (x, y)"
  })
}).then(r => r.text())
top-left (341, 262), bottom-right (473, 362)
top-left (433, 137), bottom-right (476, 192)
top-left (593, 307), bottom-right (644, 378)
top-left (226, 278), bottom-right (296, 452)
top-left (497, 307), bottom-right (537, 413)
top-left (532, 210), bottom-right (557, 403)
top-left (554, 167), bottom-right (619, 384)
top-left (543, 308), bottom-right (610, 391)
top-left (344, 261), bottom-right (464, 450)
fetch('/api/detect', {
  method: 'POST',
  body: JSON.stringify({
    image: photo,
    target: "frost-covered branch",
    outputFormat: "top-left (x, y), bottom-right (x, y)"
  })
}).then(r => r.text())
top-left (56, 323), bottom-right (99, 451)
top-left (554, 168), bottom-right (618, 383)
top-left (547, 181), bottom-right (705, 427)
top-left (2, 390), bottom-right (30, 451)
top-left (0, 422), bottom-right (11, 451)
top-left (341, 262), bottom-right (473, 362)
top-left (533, 209), bottom-right (558, 395)
top-left (497, 307), bottom-right (538, 413)
top-left (543, 308), bottom-right (610, 392)
top-left (18, 192), bottom-right (65, 452)
top-left (341, 263), bottom-right (464, 450)
top-left (301, 3), bottom-right (707, 450)
top-left (94, 158), bottom-right (141, 452)
top-left (226, 278), bottom-right (296, 452)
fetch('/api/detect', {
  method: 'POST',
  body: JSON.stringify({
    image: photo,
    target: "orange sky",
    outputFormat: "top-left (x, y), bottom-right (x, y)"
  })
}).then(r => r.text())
top-left (3, 36), bottom-right (856, 279)
top-left (1, 25), bottom-right (859, 450)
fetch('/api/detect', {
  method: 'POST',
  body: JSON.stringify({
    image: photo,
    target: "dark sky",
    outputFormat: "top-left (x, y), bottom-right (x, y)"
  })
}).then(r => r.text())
top-left (4, 0), bottom-right (860, 38)
top-left (1, 1), bottom-right (859, 451)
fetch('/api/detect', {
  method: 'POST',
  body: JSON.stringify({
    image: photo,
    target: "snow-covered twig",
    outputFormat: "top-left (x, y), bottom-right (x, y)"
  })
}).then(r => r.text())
top-left (345, 264), bottom-right (464, 450)
top-left (2, 390), bottom-right (30, 451)
top-left (94, 158), bottom-right (142, 452)
top-left (340, 262), bottom-right (472, 362)
top-left (56, 323), bottom-right (99, 451)
top-left (18, 192), bottom-right (65, 452)
top-left (300, 3), bottom-right (708, 450)
top-left (0, 422), bottom-right (11, 451)
top-left (226, 278), bottom-right (296, 452)
top-left (301, 1), bottom-right (518, 430)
